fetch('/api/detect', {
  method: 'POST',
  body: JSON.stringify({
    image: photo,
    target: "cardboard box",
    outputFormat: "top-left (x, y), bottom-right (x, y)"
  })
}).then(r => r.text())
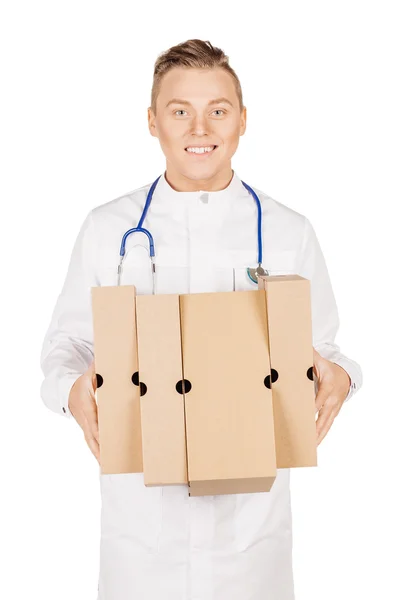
top-left (258, 275), bottom-right (317, 468)
top-left (179, 289), bottom-right (276, 496)
top-left (135, 294), bottom-right (188, 487)
top-left (91, 285), bottom-right (143, 475)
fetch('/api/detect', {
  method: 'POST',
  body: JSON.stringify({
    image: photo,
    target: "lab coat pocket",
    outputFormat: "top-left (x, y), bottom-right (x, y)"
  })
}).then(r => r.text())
top-left (265, 250), bottom-right (297, 275)
top-left (100, 265), bottom-right (154, 294)
top-left (233, 267), bottom-right (260, 291)
top-left (100, 248), bottom-right (154, 294)
top-left (100, 472), bottom-right (163, 554)
top-left (153, 265), bottom-right (190, 295)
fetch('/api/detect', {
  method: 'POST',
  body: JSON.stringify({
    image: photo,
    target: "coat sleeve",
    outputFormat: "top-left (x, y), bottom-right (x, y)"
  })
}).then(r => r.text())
top-left (296, 216), bottom-right (363, 402)
top-left (39, 210), bottom-right (98, 418)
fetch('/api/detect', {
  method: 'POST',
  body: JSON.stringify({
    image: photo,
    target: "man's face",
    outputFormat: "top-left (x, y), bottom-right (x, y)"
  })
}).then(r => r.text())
top-left (148, 67), bottom-right (246, 183)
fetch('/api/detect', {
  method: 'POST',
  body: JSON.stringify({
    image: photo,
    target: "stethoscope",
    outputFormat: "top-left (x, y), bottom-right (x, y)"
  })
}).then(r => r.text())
top-left (117, 174), bottom-right (269, 289)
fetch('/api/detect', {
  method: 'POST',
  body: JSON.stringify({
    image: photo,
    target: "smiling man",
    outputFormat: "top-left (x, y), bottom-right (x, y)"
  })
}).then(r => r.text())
top-left (40, 39), bottom-right (363, 600)
top-left (149, 64), bottom-right (244, 192)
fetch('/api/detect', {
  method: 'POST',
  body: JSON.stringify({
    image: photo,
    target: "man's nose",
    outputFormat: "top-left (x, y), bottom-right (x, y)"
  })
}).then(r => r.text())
top-left (190, 114), bottom-right (210, 135)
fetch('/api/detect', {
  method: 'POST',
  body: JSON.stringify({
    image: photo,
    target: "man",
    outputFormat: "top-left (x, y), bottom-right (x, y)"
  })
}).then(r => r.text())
top-left (40, 38), bottom-right (362, 600)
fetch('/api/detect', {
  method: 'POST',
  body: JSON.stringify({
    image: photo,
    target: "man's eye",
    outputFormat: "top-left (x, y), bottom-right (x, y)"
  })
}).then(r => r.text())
top-left (174, 109), bottom-right (225, 116)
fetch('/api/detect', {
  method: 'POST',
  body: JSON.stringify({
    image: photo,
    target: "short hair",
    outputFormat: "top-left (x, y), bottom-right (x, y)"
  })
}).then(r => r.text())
top-left (150, 39), bottom-right (243, 115)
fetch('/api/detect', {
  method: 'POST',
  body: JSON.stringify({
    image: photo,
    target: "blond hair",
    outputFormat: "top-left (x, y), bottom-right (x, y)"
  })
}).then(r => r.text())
top-left (150, 39), bottom-right (243, 115)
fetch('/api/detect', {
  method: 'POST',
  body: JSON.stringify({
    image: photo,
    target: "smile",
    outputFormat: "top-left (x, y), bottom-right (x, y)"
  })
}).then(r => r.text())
top-left (185, 145), bottom-right (218, 155)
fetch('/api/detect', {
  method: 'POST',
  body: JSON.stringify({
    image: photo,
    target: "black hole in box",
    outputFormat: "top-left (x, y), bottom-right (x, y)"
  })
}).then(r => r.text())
top-left (176, 379), bottom-right (192, 394)
top-left (264, 368), bottom-right (279, 389)
top-left (132, 372), bottom-right (147, 395)
top-left (96, 374), bottom-right (103, 388)
top-left (307, 366), bottom-right (314, 381)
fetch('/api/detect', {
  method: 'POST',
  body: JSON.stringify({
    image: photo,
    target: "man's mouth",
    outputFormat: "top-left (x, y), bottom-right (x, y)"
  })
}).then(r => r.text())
top-left (185, 145), bottom-right (218, 155)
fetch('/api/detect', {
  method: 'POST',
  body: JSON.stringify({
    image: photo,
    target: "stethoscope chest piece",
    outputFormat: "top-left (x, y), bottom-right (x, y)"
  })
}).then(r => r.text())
top-left (247, 263), bottom-right (269, 284)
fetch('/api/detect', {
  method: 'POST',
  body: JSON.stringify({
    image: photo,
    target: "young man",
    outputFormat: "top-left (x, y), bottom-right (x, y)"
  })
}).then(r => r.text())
top-left (40, 39), bottom-right (362, 600)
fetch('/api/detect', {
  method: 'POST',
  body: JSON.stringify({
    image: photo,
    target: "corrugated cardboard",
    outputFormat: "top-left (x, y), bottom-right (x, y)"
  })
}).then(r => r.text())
top-left (91, 285), bottom-right (143, 475)
top-left (258, 275), bottom-right (317, 468)
top-left (135, 294), bottom-right (188, 487)
top-left (179, 289), bottom-right (277, 496)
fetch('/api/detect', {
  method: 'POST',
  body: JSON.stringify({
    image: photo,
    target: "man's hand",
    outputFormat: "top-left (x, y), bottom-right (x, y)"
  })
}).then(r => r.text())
top-left (68, 360), bottom-right (100, 464)
top-left (313, 348), bottom-right (351, 445)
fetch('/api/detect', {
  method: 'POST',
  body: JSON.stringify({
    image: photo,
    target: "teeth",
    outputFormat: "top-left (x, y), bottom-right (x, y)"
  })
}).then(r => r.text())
top-left (186, 146), bottom-right (215, 154)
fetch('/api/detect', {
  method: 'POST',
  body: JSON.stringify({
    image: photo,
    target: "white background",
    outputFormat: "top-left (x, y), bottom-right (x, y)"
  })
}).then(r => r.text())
top-left (1, 1), bottom-right (399, 598)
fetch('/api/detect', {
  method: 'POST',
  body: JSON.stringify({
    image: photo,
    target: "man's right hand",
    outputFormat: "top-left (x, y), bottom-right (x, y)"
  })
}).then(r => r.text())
top-left (68, 360), bottom-right (100, 464)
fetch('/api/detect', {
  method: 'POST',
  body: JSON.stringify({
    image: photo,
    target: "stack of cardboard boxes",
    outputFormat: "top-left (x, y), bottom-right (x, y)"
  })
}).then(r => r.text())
top-left (91, 274), bottom-right (317, 496)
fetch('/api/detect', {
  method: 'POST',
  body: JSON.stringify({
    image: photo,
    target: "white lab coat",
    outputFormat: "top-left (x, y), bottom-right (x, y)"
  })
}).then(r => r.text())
top-left (40, 170), bottom-right (362, 600)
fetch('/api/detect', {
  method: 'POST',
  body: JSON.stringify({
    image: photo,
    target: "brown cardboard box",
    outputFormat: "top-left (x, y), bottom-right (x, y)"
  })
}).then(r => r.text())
top-left (258, 275), bottom-right (317, 468)
top-left (179, 289), bottom-right (277, 496)
top-left (135, 294), bottom-right (188, 487)
top-left (91, 285), bottom-right (143, 475)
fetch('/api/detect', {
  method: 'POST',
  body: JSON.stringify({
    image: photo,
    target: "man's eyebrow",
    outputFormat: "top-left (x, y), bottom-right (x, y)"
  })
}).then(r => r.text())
top-left (165, 97), bottom-right (234, 108)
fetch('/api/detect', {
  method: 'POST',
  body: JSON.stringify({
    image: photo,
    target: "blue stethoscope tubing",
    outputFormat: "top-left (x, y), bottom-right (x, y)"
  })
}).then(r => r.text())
top-left (117, 174), bottom-right (268, 286)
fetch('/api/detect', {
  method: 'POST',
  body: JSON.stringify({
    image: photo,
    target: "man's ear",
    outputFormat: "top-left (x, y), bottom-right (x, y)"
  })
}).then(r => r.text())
top-left (240, 106), bottom-right (247, 136)
top-left (148, 107), bottom-right (158, 138)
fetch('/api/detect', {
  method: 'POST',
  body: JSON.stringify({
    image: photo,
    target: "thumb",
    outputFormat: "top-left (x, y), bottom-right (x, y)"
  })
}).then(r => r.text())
top-left (313, 359), bottom-right (318, 375)
top-left (87, 359), bottom-right (97, 390)
top-left (315, 377), bottom-right (331, 413)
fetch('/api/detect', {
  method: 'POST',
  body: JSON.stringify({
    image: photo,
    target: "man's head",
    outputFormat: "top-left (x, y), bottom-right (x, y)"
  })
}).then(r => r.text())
top-left (147, 39), bottom-right (246, 190)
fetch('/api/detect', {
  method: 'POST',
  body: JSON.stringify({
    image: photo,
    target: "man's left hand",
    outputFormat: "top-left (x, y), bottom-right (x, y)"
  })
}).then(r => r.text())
top-left (313, 348), bottom-right (351, 445)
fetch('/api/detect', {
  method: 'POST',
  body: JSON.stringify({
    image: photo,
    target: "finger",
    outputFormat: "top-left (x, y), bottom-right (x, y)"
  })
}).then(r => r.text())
top-left (316, 403), bottom-right (336, 440)
top-left (87, 359), bottom-right (95, 377)
top-left (85, 432), bottom-right (100, 463)
top-left (83, 396), bottom-right (100, 444)
top-left (91, 367), bottom-right (98, 392)
top-left (86, 374), bottom-right (97, 400)
top-left (89, 419), bottom-right (100, 444)
top-left (315, 384), bottom-right (332, 414)
top-left (87, 360), bottom-right (97, 388)
top-left (317, 410), bottom-right (336, 446)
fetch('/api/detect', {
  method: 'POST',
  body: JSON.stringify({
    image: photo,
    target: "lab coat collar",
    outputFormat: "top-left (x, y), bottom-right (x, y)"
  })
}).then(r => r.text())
top-left (155, 169), bottom-right (245, 204)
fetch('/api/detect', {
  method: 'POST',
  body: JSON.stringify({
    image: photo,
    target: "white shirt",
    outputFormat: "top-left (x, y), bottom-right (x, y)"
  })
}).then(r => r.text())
top-left (40, 169), bottom-right (362, 599)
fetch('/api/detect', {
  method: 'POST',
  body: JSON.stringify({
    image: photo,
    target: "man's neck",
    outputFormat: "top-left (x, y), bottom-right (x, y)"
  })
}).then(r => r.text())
top-left (164, 165), bottom-right (234, 192)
